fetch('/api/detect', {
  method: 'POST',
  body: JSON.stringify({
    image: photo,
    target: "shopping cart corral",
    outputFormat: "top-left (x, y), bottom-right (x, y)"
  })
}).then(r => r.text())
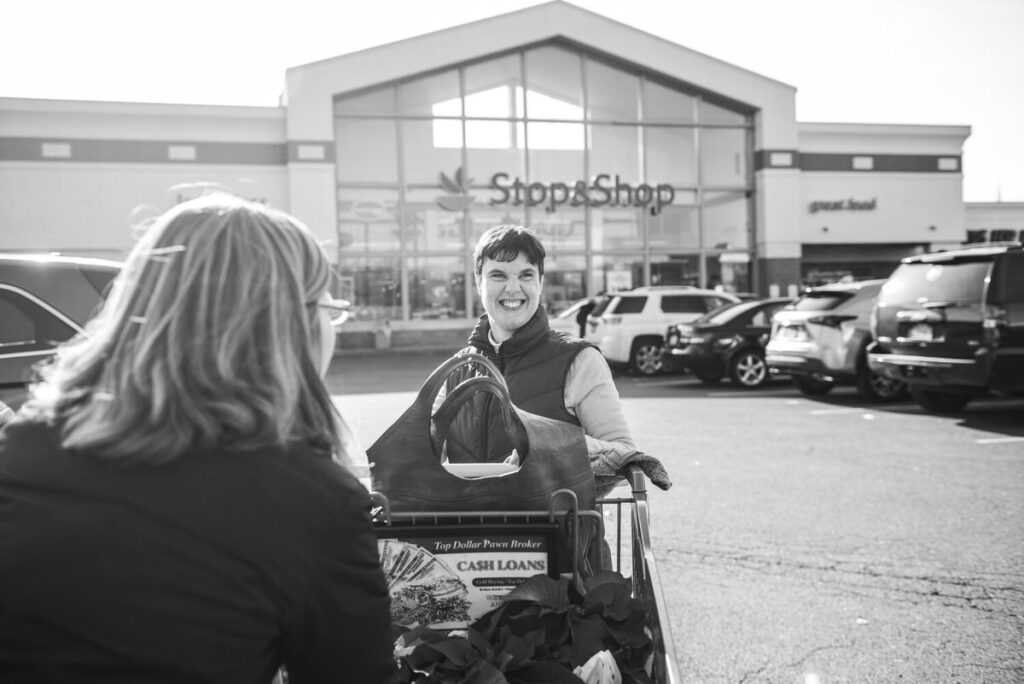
top-left (370, 464), bottom-right (680, 684)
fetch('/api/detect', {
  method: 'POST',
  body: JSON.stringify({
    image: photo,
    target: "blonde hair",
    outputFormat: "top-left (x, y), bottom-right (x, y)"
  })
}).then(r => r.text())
top-left (25, 193), bottom-right (342, 464)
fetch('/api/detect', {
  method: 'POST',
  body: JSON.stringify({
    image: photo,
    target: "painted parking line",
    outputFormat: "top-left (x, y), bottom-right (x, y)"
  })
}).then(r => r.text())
top-left (974, 436), bottom-right (1024, 445)
top-left (808, 407), bottom-right (867, 416)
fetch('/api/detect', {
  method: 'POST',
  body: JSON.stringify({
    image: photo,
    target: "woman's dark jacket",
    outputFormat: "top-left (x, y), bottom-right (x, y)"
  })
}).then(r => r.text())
top-left (0, 418), bottom-right (395, 684)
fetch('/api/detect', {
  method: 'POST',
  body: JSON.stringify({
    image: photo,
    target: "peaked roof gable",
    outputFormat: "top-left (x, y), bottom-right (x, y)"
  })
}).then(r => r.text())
top-left (284, 1), bottom-right (796, 147)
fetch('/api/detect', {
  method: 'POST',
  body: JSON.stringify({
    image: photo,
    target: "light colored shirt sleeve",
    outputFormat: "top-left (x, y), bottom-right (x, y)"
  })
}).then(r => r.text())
top-left (564, 346), bottom-right (637, 453)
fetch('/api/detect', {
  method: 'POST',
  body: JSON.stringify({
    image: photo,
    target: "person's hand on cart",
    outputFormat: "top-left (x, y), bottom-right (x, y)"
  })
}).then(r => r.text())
top-left (590, 443), bottom-right (672, 497)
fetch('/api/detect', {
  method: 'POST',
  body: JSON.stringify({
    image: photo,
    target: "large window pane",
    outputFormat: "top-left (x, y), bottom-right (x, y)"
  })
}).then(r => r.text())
top-left (712, 252), bottom-right (751, 293)
top-left (586, 60), bottom-right (639, 121)
top-left (703, 191), bottom-right (750, 250)
top-left (469, 205), bottom-right (529, 249)
top-left (336, 256), bottom-right (402, 322)
top-left (466, 54), bottom-right (522, 106)
top-left (401, 120), bottom-right (462, 184)
top-left (643, 80), bottom-right (696, 123)
top-left (399, 69), bottom-right (460, 116)
top-left (529, 206), bottom-right (586, 253)
top-left (699, 98), bottom-right (749, 124)
top-left (403, 188), bottom-right (466, 252)
top-left (591, 207), bottom-right (641, 250)
top-left (337, 188), bottom-right (401, 253)
top-left (467, 138), bottom-right (525, 187)
top-left (334, 86), bottom-right (395, 115)
top-left (528, 123), bottom-right (584, 181)
top-left (650, 255), bottom-right (700, 287)
top-left (649, 203), bottom-right (699, 250)
top-left (646, 126), bottom-right (696, 186)
top-left (700, 128), bottom-right (748, 186)
top-left (336, 119), bottom-right (398, 183)
top-left (589, 124), bottom-right (639, 183)
top-left (592, 254), bottom-right (643, 292)
top-left (524, 45), bottom-right (583, 120)
top-left (408, 256), bottom-right (467, 320)
top-left (542, 253), bottom-right (587, 314)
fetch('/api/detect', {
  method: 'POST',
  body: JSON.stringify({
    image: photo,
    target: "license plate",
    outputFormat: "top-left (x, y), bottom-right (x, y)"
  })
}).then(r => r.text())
top-left (907, 323), bottom-right (933, 341)
top-left (777, 326), bottom-right (800, 339)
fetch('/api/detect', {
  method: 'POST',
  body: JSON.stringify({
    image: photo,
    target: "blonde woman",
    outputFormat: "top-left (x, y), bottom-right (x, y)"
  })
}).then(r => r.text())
top-left (0, 194), bottom-right (395, 683)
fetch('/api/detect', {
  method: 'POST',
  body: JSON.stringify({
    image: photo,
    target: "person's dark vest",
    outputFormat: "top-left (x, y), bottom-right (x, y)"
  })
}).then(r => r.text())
top-left (439, 309), bottom-right (593, 463)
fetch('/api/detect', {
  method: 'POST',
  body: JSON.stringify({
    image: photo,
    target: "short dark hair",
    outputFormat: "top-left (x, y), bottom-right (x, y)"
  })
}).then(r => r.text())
top-left (473, 225), bottom-right (546, 276)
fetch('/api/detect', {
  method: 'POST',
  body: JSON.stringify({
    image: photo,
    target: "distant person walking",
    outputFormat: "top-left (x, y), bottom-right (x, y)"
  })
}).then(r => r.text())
top-left (576, 295), bottom-right (599, 338)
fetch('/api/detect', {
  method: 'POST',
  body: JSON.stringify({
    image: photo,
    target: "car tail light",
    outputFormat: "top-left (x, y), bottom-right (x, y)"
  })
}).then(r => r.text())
top-left (807, 314), bottom-right (857, 328)
top-left (666, 331), bottom-right (680, 346)
top-left (982, 305), bottom-right (1006, 346)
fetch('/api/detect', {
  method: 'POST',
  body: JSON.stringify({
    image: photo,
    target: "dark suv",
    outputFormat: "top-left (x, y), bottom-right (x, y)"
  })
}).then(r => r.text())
top-left (868, 243), bottom-right (1024, 413)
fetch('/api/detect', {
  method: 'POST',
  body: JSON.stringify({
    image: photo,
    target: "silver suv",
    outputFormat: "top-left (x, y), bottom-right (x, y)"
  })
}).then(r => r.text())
top-left (765, 279), bottom-right (907, 402)
top-left (585, 287), bottom-right (739, 375)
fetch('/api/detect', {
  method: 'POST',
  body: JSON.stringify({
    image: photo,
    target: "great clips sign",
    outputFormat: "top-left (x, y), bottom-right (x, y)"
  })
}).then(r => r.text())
top-left (436, 167), bottom-right (675, 215)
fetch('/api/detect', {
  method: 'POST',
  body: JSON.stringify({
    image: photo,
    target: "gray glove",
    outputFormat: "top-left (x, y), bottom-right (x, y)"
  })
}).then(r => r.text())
top-left (591, 446), bottom-right (672, 494)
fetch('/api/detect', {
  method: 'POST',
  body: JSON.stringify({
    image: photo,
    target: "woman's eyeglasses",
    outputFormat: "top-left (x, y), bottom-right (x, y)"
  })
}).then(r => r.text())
top-left (318, 298), bottom-right (351, 328)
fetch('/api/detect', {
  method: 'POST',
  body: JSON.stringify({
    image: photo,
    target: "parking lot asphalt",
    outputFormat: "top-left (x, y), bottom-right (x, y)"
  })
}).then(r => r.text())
top-left (328, 351), bottom-right (1024, 684)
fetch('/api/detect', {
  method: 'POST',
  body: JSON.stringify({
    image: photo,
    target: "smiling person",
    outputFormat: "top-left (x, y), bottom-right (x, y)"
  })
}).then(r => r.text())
top-left (0, 193), bottom-right (394, 684)
top-left (463, 224), bottom-right (672, 496)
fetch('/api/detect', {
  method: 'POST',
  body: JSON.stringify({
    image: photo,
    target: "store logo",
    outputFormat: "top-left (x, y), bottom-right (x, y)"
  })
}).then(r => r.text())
top-left (434, 167), bottom-right (676, 215)
top-left (435, 167), bottom-right (475, 211)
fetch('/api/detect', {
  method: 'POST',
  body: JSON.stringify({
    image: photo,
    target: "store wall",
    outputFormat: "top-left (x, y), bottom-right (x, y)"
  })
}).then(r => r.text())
top-left (800, 173), bottom-right (965, 246)
top-left (0, 98), bottom-right (289, 259)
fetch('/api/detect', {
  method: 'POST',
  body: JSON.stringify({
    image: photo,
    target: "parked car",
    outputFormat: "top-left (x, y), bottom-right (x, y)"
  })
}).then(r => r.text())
top-left (765, 279), bottom-right (907, 402)
top-left (867, 242), bottom-right (1024, 413)
top-left (585, 286), bottom-right (740, 375)
top-left (662, 297), bottom-right (792, 387)
top-left (0, 253), bottom-right (122, 409)
top-left (548, 294), bottom-right (610, 337)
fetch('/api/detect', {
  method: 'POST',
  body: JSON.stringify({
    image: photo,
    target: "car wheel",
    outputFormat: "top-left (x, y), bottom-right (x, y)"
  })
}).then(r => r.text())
top-left (792, 375), bottom-right (835, 396)
top-left (693, 371), bottom-right (723, 385)
top-left (630, 338), bottom-right (663, 376)
top-left (910, 387), bottom-right (972, 413)
top-left (729, 349), bottom-right (768, 388)
top-left (855, 364), bottom-right (907, 403)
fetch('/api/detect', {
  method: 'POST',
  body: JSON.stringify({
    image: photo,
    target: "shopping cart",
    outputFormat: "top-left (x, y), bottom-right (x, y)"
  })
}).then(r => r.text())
top-left (369, 463), bottom-right (680, 683)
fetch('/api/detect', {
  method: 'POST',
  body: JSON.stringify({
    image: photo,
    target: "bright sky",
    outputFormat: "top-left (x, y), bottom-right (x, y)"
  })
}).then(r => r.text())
top-left (4, 0), bottom-right (1022, 202)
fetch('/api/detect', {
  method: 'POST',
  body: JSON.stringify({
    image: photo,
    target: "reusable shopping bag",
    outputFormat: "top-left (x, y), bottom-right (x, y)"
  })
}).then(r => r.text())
top-left (367, 350), bottom-right (596, 513)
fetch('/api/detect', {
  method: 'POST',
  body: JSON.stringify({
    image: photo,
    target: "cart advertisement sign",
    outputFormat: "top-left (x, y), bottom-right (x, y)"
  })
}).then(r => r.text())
top-left (377, 528), bottom-right (554, 629)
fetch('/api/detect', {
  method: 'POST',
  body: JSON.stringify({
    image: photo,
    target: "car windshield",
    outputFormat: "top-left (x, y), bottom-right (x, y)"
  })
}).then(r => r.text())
top-left (881, 260), bottom-right (992, 303)
top-left (695, 301), bottom-right (747, 325)
top-left (608, 296), bottom-right (647, 315)
top-left (787, 291), bottom-right (853, 312)
top-left (590, 296), bottom-right (612, 317)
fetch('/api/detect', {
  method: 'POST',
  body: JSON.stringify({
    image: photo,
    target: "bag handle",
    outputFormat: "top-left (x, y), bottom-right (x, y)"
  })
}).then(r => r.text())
top-left (430, 374), bottom-right (529, 461)
top-left (415, 349), bottom-right (506, 407)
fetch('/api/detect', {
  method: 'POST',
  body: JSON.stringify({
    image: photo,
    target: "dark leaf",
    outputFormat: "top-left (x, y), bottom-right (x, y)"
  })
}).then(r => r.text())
top-left (583, 582), bottom-right (637, 622)
top-left (507, 660), bottom-right (585, 684)
top-left (583, 570), bottom-right (631, 593)
top-left (431, 637), bottom-right (484, 668)
top-left (502, 575), bottom-right (571, 608)
top-left (462, 658), bottom-right (510, 684)
top-left (565, 614), bottom-right (612, 666)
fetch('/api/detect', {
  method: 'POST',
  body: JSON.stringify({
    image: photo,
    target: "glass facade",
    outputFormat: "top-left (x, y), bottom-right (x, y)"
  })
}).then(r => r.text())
top-left (334, 41), bottom-right (754, 322)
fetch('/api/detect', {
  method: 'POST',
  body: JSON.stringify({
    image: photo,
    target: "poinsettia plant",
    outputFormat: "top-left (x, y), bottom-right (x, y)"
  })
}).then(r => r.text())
top-left (390, 571), bottom-right (654, 684)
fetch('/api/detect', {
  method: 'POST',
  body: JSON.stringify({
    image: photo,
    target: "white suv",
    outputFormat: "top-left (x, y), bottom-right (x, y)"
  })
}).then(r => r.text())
top-left (585, 287), bottom-right (740, 375)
